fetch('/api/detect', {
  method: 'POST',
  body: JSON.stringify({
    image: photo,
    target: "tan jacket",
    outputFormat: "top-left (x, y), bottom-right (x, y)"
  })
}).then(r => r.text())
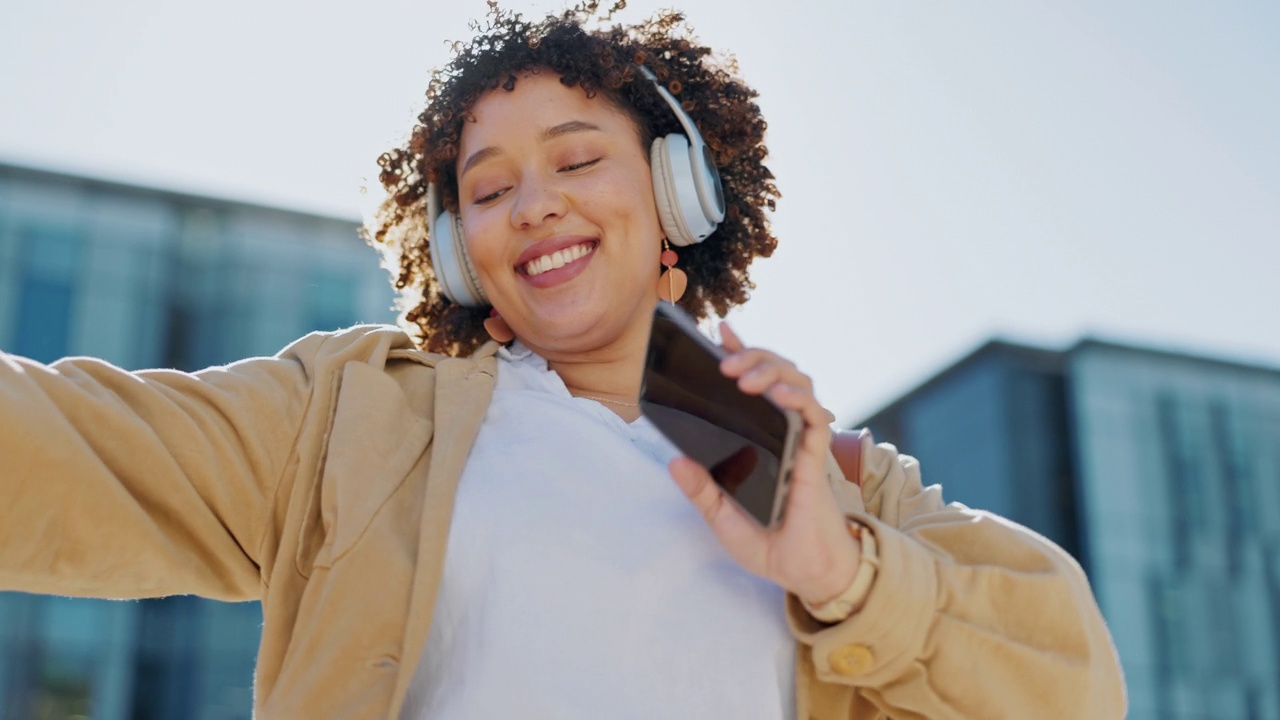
top-left (0, 326), bottom-right (1126, 719)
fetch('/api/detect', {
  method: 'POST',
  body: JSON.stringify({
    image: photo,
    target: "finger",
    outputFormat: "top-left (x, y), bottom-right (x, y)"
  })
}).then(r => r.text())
top-left (782, 417), bottom-right (837, 505)
top-left (777, 427), bottom-right (838, 532)
top-left (799, 418), bottom-right (835, 466)
top-left (783, 449), bottom-right (830, 516)
top-left (668, 456), bottom-right (770, 575)
top-left (771, 388), bottom-right (837, 509)
top-left (768, 382), bottom-right (834, 433)
top-left (738, 364), bottom-right (813, 398)
top-left (736, 362), bottom-right (788, 394)
top-left (759, 382), bottom-right (833, 472)
top-left (721, 347), bottom-right (796, 375)
top-left (721, 351), bottom-right (805, 392)
top-left (719, 321), bottom-right (746, 353)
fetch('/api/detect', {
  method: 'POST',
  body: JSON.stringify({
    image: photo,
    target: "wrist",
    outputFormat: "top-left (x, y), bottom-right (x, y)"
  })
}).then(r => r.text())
top-left (802, 558), bottom-right (860, 608)
top-left (799, 520), bottom-right (863, 605)
top-left (802, 520), bottom-right (879, 623)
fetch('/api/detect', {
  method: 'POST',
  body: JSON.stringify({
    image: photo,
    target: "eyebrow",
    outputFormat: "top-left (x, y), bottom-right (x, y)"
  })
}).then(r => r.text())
top-left (459, 120), bottom-right (604, 178)
top-left (542, 120), bottom-right (602, 140)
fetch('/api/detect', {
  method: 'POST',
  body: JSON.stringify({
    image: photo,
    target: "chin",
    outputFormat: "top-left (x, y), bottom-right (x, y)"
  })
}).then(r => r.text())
top-left (530, 318), bottom-right (609, 348)
top-left (521, 311), bottom-right (627, 353)
top-left (516, 285), bottom-right (656, 353)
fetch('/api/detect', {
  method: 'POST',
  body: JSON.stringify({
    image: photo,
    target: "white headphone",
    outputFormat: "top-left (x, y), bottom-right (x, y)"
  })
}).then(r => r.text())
top-left (426, 65), bottom-right (727, 307)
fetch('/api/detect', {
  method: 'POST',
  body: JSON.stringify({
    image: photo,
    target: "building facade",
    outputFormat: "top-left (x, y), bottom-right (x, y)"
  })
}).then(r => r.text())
top-left (859, 339), bottom-right (1280, 720)
top-left (0, 162), bottom-right (395, 719)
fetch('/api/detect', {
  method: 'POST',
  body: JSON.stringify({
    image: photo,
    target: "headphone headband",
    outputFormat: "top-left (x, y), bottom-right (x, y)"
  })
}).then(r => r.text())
top-left (637, 66), bottom-right (726, 226)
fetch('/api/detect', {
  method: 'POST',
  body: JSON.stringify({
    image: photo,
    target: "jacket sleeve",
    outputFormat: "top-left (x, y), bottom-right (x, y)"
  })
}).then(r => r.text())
top-left (0, 333), bottom-right (334, 602)
top-left (788, 432), bottom-right (1128, 719)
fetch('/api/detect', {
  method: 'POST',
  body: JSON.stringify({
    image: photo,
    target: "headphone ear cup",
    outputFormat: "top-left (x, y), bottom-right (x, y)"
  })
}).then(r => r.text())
top-left (650, 136), bottom-right (696, 247)
top-left (427, 183), bottom-right (489, 307)
top-left (650, 134), bottom-right (719, 247)
top-left (449, 211), bottom-right (488, 305)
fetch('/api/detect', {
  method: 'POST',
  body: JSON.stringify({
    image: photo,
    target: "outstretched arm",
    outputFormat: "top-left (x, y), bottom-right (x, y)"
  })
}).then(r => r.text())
top-left (0, 333), bottom-right (327, 601)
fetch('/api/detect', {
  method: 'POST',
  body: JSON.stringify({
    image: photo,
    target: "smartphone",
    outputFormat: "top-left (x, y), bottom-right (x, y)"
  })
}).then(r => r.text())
top-left (639, 303), bottom-right (803, 527)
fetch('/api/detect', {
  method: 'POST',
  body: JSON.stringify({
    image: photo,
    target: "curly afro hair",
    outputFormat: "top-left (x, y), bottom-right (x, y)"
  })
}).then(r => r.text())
top-left (363, 1), bottom-right (779, 356)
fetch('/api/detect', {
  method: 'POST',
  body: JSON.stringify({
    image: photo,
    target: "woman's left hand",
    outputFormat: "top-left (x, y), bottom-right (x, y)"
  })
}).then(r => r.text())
top-left (668, 322), bottom-right (861, 607)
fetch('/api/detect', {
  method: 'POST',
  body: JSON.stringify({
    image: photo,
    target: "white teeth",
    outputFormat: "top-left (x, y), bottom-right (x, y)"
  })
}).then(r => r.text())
top-left (525, 242), bottom-right (594, 276)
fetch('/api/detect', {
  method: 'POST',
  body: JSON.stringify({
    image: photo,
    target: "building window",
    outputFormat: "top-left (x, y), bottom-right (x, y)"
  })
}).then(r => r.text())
top-left (14, 225), bottom-right (82, 362)
top-left (1209, 401), bottom-right (1251, 578)
top-left (132, 596), bottom-right (203, 720)
top-left (1147, 573), bottom-right (1179, 719)
top-left (307, 270), bottom-right (357, 333)
top-left (1155, 393), bottom-right (1199, 572)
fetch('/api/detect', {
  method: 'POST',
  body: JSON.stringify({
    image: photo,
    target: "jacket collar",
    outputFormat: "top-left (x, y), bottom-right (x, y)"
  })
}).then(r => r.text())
top-left (390, 347), bottom-right (498, 714)
top-left (388, 338), bottom-right (503, 368)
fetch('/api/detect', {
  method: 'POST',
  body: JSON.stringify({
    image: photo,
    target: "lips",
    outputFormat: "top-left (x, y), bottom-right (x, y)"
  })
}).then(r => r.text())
top-left (515, 235), bottom-right (598, 270)
top-left (522, 241), bottom-right (595, 276)
top-left (515, 235), bottom-right (599, 289)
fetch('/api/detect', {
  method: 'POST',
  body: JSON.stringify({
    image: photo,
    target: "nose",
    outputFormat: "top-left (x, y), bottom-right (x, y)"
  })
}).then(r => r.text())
top-left (509, 175), bottom-right (569, 229)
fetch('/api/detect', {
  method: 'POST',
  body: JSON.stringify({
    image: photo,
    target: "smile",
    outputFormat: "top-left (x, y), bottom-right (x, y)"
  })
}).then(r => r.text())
top-left (521, 240), bottom-right (596, 277)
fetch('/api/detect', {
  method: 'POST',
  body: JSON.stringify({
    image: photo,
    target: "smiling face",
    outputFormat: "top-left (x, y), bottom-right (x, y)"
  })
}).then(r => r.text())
top-left (455, 70), bottom-right (664, 358)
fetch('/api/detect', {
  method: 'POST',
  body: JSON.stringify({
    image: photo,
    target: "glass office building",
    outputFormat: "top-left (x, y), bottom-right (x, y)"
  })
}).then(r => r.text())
top-left (859, 339), bottom-right (1280, 720)
top-left (0, 162), bottom-right (395, 719)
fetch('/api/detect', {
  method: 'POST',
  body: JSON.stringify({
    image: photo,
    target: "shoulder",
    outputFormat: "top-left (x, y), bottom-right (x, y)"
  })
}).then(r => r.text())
top-left (273, 324), bottom-right (428, 371)
top-left (277, 324), bottom-right (500, 370)
top-left (274, 325), bottom-right (500, 411)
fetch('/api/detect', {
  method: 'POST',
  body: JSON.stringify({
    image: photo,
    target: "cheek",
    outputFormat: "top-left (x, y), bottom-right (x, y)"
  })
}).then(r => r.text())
top-left (458, 211), bottom-right (507, 274)
top-left (585, 169), bottom-right (660, 235)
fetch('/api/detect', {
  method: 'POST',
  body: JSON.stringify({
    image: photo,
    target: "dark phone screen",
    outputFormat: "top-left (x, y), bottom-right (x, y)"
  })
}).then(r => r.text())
top-left (640, 306), bottom-right (793, 526)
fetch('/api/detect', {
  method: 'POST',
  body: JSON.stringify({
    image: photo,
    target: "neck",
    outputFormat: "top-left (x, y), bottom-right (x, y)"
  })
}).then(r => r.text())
top-left (523, 320), bottom-right (650, 423)
top-left (551, 349), bottom-right (646, 422)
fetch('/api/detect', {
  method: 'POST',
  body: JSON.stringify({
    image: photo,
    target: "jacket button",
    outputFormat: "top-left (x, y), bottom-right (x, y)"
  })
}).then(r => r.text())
top-left (827, 644), bottom-right (875, 677)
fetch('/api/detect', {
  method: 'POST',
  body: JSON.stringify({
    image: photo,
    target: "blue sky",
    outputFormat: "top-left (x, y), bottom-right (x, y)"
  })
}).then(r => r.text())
top-left (1, 0), bottom-right (1277, 423)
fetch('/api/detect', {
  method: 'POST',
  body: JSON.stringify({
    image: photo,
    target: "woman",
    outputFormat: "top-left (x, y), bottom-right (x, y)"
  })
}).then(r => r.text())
top-left (0, 4), bottom-right (1125, 719)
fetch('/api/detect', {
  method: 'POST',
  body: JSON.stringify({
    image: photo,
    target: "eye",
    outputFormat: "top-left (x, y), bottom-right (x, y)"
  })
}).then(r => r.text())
top-left (560, 158), bottom-right (601, 172)
top-left (472, 187), bottom-right (509, 205)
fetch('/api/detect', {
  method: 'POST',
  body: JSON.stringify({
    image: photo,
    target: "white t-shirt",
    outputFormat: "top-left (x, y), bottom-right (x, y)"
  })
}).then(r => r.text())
top-left (401, 342), bottom-right (795, 719)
